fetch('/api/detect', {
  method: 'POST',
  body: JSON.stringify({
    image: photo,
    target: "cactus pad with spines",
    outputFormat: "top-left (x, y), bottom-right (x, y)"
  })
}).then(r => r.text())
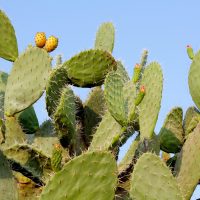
top-left (4, 46), bottom-right (52, 116)
top-left (183, 106), bottom-right (200, 137)
top-left (53, 86), bottom-right (76, 147)
top-left (40, 151), bottom-right (117, 200)
top-left (18, 106), bottom-right (39, 134)
top-left (189, 51), bottom-right (200, 110)
top-left (83, 87), bottom-right (106, 145)
top-left (175, 123), bottom-right (200, 200)
top-left (130, 153), bottom-right (183, 200)
top-left (139, 62), bottom-right (163, 139)
top-left (0, 10), bottom-right (18, 62)
top-left (89, 111), bottom-right (123, 151)
top-left (63, 49), bottom-right (117, 87)
top-left (46, 67), bottom-right (69, 117)
top-left (104, 71), bottom-right (128, 126)
top-left (95, 22), bottom-right (115, 53)
top-left (159, 107), bottom-right (184, 153)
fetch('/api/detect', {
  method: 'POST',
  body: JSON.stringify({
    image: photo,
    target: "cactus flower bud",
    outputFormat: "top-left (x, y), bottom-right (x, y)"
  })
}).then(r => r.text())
top-left (187, 45), bottom-right (194, 60)
top-left (135, 85), bottom-right (145, 106)
top-left (132, 63), bottom-right (142, 83)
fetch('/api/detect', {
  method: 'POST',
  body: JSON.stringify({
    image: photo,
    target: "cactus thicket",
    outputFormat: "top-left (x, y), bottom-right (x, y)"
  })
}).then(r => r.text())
top-left (1, 9), bottom-right (200, 200)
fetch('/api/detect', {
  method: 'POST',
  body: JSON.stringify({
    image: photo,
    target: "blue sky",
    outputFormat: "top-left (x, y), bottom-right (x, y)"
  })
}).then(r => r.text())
top-left (1, 1), bottom-right (200, 199)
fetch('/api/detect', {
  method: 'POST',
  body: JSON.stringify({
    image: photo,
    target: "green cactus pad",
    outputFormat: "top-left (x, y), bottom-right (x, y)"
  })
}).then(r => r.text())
top-left (130, 153), bottom-right (183, 200)
top-left (139, 62), bottom-right (163, 139)
top-left (175, 123), bottom-right (200, 200)
top-left (0, 71), bottom-right (8, 118)
top-left (159, 107), bottom-right (184, 153)
top-left (18, 106), bottom-right (39, 134)
top-left (89, 111), bottom-right (123, 151)
top-left (84, 87), bottom-right (106, 145)
top-left (118, 135), bottom-right (139, 174)
top-left (46, 67), bottom-right (69, 117)
top-left (4, 46), bottom-right (52, 116)
top-left (0, 10), bottom-right (18, 62)
top-left (53, 86), bottom-right (76, 147)
top-left (95, 22), bottom-right (115, 53)
top-left (104, 71), bottom-right (128, 126)
top-left (188, 51), bottom-right (200, 110)
top-left (40, 151), bottom-right (117, 200)
top-left (0, 151), bottom-right (19, 200)
top-left (63, 49), bottom-right (117, 87)
top-left (183, 106), bottom-right (200, 137)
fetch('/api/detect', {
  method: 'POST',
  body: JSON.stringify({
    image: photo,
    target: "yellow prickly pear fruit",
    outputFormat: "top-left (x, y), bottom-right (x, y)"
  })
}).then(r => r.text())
top-left (44, 36), bottom-right (58, 52)
top-left (35, 32), bottom-right (46, 48)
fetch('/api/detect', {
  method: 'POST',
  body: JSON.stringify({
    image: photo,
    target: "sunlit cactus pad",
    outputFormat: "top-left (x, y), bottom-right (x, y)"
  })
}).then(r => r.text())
top-left (4, 46), bottom-right (52, 116)
top-left (63, 49), bottom-right (117, 87)
top-left (0, 10), bottom-right (18, 62)
top-left (40, 151), bottom-right (117, 200)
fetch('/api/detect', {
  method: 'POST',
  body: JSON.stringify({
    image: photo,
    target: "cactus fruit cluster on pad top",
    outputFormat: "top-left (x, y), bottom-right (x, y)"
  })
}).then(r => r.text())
top-left (1, 9), bottom-right (200, 200)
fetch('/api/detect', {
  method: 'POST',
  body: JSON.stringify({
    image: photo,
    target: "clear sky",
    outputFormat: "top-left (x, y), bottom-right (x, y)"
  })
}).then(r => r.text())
top-left (1, 1), bottom-right (200, 199)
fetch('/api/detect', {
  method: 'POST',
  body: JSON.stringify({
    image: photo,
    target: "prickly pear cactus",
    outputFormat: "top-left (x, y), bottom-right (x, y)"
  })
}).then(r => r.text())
top-left (2, 8), bottom-right (200, 200)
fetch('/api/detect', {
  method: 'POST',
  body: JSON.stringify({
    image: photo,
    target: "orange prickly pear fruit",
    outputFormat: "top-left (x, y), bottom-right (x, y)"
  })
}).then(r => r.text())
top-left (44, 36), bottom-right (58, 52)
top-left (35, 32), bottom-right (46, 48)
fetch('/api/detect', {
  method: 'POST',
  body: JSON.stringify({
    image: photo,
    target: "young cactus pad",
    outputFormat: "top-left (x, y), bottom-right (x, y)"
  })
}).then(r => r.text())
top-left (40, 151), bottom-right (117, 200)
top-left (4, 46), bottom-right (52, 116)
top-left (94, 22), bottom-right (115, 53)
top-left (63, 49), bottom-right (117, 87)
top-left (130, 153), bottom-right (183, 200)
top-left (0, 10), bottom-right (18, 62)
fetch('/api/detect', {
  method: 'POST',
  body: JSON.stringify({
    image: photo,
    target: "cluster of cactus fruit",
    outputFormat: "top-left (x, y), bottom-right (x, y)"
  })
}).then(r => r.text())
top-left (1, 9), bottom-right (200, 200)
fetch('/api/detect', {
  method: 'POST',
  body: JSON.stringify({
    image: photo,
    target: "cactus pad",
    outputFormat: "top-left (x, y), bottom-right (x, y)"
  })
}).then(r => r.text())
top-left (53, 86), bottom-right (76, 147)
top-left (63, 49), bottom-right (117, 87)
top-left (46, 67), bottom-right (69, 117)
top-left (104, 71), bottom-right (128, 126)
top-left (175, 123), bottom-right (200, 200)
top-left (4, 46), bottom-right (52, 116)
top-left (84, 87), bottom-right (106, 145)
top-left (89, 111), bottom-right (123, 151)
top-left (18, 106), bottom-right (39, 134)
top-left (0, 10), bottom-right (18, 62)
top-left (159, 107), bottom-right (184, 153)
top-left (40, 151), bottom-right (117, 200)
top-left (95, 22), bottom-right (115, 53)
top-left (188, 51), bottom-right (200, 110)
top-left (183, 106), bottom-right (200, 137)
top-left (130, 153), bottom-right (183, 200)
top-left (139, 62), bottom-right (163, 139)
